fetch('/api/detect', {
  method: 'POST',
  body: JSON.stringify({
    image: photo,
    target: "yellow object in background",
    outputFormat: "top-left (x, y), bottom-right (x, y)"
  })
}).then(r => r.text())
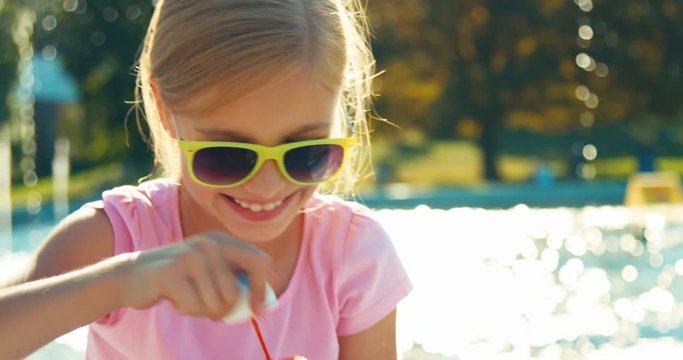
top-left (624, 172), bottom-right (683, 206)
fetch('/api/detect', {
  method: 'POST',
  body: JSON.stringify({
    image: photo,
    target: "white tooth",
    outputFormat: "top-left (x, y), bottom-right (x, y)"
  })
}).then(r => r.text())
top-left (231, 197), bottom-right (285, 212)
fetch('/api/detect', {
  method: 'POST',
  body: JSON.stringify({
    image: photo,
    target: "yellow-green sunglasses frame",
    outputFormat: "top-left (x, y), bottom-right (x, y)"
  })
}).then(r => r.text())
top-left (179, 137), bottom-right (358, 188)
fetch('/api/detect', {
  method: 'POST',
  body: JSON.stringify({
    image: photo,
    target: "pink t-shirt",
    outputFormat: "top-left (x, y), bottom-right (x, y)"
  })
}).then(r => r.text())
top-left (84, 179), bottom-right (412, 359)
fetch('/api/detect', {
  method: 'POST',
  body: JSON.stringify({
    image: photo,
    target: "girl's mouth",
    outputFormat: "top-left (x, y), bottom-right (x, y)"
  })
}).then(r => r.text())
top-left (221, 193), bottom-right (294, 221)
top-left (231, 197), bottom-right (284, 212)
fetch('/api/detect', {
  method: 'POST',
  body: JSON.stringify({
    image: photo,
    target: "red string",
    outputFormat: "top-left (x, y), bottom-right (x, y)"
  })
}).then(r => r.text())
top-left (251, 317), bottom-right (272, 360)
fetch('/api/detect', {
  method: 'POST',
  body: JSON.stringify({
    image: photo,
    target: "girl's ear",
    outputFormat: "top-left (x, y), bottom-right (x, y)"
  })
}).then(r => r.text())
top-left (149, 76), bottom-right (178, 140)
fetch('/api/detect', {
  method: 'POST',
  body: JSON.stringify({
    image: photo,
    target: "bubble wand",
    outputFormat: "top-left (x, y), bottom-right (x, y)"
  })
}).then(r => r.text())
top-left (223, 274), bottom-right (277, 360)
top-left (251, 317), bottom-right (272, 360)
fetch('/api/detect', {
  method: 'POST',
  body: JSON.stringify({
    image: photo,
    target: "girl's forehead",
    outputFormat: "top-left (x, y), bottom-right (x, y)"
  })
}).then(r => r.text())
top-left (176, 69), bottom-right (337, 116)
top-left (175, 71), bottom-right (340, 143)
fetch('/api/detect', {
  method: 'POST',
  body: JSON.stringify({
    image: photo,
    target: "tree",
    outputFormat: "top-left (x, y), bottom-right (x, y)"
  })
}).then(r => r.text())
top-left (0, 1), bottom-right (19, 125)
top-left (368, 0), bottom-right (683, 181)
top-left (370, 0), bottom-right (581, 180)
top-left (33, 0), bottom-right (154, 173)
top-left (585, 0), bottom-right (683, 164)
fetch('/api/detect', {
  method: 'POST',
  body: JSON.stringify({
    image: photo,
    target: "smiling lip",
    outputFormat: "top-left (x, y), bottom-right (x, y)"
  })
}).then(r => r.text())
top-left (221, 193), bottom-right (294, 222)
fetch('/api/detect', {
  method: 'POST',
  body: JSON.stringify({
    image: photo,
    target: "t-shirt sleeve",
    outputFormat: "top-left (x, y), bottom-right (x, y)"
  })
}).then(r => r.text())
top-left (81, 187), bottom-right (140, 326)
top-left (335, 211), bottom-right (412, 336)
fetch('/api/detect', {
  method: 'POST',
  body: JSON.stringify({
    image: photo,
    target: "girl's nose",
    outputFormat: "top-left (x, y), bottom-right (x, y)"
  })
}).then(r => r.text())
top-left (241, 160), bottom-right (288, 198)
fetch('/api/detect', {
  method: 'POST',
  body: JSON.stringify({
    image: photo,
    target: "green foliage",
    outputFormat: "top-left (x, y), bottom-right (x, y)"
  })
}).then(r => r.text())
top-left (589, 0), bottom-right (683, 119)
top-left (368, 0), bottom-right (683, 180)
top-left (33, 0), bottom-right (154, 172)
top-left (10, 0), bottom-right (682, 184)
top-left (0, 1), bottom-right (19, 124)
top-left (10, 162), bottom-right (124, 207)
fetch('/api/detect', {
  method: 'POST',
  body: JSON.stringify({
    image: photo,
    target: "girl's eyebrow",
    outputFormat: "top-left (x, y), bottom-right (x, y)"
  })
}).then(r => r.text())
top-left (195, 122), bottom-right (332, 142)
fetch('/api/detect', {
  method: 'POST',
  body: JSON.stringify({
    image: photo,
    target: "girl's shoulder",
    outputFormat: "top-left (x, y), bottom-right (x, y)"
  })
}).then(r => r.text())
top-left (85, 178), bottom-right (182, 253)
top-left (98, 178), bottom-right (180, 208)
top-left (305, 193), bottom-right (374, 217)
top-left (304, 193), bottom-right (378, 231)
top-left (304, 193), bottom-right (392, 259)
top-left (88, 177), bottom-right (179, 227)
top-left (303, 194), bottom-right (412, 337)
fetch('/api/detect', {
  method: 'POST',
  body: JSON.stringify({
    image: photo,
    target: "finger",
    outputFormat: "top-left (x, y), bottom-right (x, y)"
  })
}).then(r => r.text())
top-left (194, 235), bottom-right (252, 312)
top-left (163, 277), bottom-right (204, 316)
top-left (202, 245), bottom-right (242, 317)
top-left (215, 259), bottom-right (242, 308)
top-left (222, 251), bottom-right (270, 312)
top-left (204, 232), bottom-right (271, 313)
top-left (248, 269), bottom-right (267, 316)
top-left (187, 259), bottom-right (224, 319)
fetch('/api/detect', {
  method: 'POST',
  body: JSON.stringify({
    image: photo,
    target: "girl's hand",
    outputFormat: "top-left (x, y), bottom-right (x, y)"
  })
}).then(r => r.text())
top-left (115, 231), bottom-right (271, 320)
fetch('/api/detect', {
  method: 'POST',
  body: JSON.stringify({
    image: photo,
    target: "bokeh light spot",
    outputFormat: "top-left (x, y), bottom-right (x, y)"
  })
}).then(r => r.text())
top-left (576, 53), bottom-right (591, 69)
top-left (580, 111), bottom-right (594, 127)
top-left (41, 45), bottom-right (57, 61)
top-left (578, 25), bottom-right (594, 40)
top-left (41, 15), bottom-right (57, 32)
top-left (585, 93), bottom-right (599, 109)
top-left (595, 63), bottom-right (609, 77)
top-left (582, 144), bottom-right (597, 161)
top-left (622, 265), bottom-right (638, 282)
top-left (63, 0), bottom-right (78, 12)
top-left (103, 7), bottom-right (119, 22)
top-left (575, 85), bottom-right (590, 101)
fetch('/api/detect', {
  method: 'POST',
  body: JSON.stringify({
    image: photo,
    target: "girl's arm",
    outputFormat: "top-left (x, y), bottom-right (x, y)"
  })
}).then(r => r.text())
top-left (0, 255), bottom-right (128, 359)
top-left (3, 206), bottom-right (116, 288)
top-left (0, 206), bottom-right (273, 359)
top-left (0, 206), bottom-right (119, 358)
top-left (338, 310), bottom-right (398, 360)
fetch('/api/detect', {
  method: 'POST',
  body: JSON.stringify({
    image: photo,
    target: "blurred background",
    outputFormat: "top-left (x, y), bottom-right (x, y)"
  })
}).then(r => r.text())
top-left (1, 0), bottom-right (683, 207)
top-left (1, 0), bottom-right (683, 359)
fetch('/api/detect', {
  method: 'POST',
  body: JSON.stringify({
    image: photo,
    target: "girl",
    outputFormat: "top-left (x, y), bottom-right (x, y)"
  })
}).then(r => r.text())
top-left (0, 0), bottom-right (412, 359)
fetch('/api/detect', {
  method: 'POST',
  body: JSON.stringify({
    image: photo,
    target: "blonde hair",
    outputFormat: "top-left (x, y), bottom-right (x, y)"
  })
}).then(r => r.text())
top-left (135, 0), bottom-right (376, 197)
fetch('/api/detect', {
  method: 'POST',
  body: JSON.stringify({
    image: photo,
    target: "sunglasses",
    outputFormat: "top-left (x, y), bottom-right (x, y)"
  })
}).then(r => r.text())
top-left (178, 137), bottom-right (357, 188)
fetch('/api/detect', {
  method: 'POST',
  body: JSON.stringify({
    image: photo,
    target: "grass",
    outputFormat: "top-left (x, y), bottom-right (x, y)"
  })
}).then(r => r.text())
top-left (9, 162), bottom-right (124, 209)
top-left (394, 142), bottom-right (482, 185)
top-left (371, 140), bottom-right (683, 186)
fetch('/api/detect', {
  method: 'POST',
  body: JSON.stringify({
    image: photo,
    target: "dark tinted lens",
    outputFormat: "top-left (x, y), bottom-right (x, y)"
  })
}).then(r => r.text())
top-left (193, 147), bottom-right (257, 185)
top-left (284, 144), bottom-right (344, 183)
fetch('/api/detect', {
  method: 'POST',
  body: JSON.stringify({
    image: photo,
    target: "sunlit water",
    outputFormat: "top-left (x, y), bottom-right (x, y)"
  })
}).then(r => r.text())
top-left (3, 204), bottom-right (683, 360)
